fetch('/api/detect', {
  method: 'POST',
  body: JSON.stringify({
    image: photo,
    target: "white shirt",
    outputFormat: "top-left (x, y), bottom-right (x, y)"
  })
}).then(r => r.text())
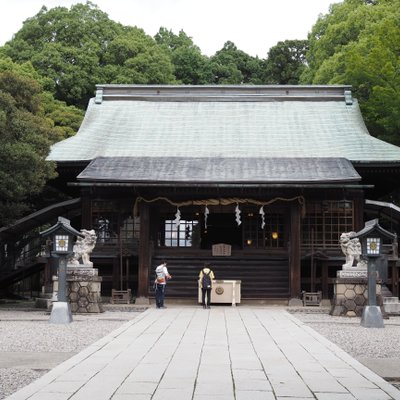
top-left (155, 263), bottom-right (170, 285)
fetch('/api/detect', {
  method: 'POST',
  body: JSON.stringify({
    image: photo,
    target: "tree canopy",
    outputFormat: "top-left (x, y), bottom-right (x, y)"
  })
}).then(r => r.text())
top-left (3, 3), bottom-right (177, 107)
top-left (0, 68), bottom-right (56, 225)
top-left (3, 2), bottom-right (124, 108)
top-left (0, 56), bottom-right (83, 224)
top-left (155, 28), bottom-right (212, 84)
top-left (301, 0), bottom-right (400, 144)
top-left (209, 41), bottom-right (263, 84)
top-left (263, 40), bottom-right (308, 84)
top-left (2, 2), bottom-right (308, 107)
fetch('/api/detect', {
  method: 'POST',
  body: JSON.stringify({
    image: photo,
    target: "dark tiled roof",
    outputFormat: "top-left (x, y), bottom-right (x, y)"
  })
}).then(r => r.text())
top-left (77, 157), bottom-right (361, 184)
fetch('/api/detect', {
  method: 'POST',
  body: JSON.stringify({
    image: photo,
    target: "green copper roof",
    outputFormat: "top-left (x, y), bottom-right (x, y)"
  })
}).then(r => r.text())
top-left (47, 85), bottom-right (400, 163)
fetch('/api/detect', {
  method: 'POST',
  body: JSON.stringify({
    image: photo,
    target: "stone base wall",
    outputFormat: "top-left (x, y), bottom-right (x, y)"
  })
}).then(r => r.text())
top-left (330, 278), bottom-right (384, 317)
top-left (53, 266), bottom-right (103, 313)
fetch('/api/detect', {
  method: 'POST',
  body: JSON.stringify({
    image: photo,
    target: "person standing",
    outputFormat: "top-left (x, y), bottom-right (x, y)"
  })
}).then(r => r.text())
top-left (154, 261), bottom-right (171, 309)
top-left (199, 263), bottom-right (215, 309)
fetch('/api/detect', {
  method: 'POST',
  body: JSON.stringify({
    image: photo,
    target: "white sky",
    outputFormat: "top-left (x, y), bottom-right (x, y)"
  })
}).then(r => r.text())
top-left (0, 0), bottom-right (340, 58)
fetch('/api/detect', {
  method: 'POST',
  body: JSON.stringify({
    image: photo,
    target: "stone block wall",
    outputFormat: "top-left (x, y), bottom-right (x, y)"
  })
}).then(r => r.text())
top-left (53, 266), bottom-right (103, 313)
top-left (330, 278), bottom-right (383, 317)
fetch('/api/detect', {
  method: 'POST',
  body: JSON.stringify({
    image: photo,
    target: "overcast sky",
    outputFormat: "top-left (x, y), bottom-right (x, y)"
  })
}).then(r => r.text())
top-left (0, 0), bottom-right (340, 58)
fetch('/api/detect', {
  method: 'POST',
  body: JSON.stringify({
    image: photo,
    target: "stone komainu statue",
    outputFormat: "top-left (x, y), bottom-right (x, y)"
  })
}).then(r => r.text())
top-left (339, 232), bottom-right (362, 269)
top-left (68, 229), bottom-right (97, 267)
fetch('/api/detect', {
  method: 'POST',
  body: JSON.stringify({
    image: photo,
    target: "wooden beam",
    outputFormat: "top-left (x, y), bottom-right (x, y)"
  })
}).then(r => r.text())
top-left (290, 203), bottom-right (301, 299)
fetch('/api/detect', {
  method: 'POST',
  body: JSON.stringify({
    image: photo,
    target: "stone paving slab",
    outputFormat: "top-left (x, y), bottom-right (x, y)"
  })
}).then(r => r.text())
top-left (5, 306), bottom-right (400, 400)
top-left (0, 352), bottom-right (74, 369)
top-left (358, 358), bottom-right (400, 380)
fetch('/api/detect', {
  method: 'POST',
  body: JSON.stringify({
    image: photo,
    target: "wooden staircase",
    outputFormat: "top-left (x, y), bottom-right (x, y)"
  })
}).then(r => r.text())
top-left (0, 258), bottom-right (46, 290)
top-left (150, 256), bottom-right (290, 300)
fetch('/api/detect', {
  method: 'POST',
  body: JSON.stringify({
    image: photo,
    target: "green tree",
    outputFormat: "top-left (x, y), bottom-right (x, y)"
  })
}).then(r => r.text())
top-left (102, 27), bottom-right (176, 84)
top-left (263, 40), bottom-right (308, 84)
top-left (301, 0), bottom-right (375, 83)
top-left (209, 41), bottom-right (263, 84)
top-left (3, 2), bottom-right (124, 108)
top-left (343, 15), bottom-right (400, 144)
top-left (301, 0), bottom-right (400, 144)
top-left (155, 28), bottom-right (212, 84)
top-left (3, 4), bottom-right (178, 107)
top-left (0, 70), bottom-right (57, 225)
top-left (154, 27), bottom-right (194, 51)
top-left (41, 92), bottom-right (84, 142)
top-left (0, 55), bottom-right (84, 143)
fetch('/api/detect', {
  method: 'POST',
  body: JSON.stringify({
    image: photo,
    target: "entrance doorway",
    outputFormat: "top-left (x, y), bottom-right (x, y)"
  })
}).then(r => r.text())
top-left (201, 213), bottom-right (242, 249)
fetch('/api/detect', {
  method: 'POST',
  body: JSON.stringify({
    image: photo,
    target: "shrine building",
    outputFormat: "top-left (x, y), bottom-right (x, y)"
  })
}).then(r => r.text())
top-left (45, 85), bottom-right (400, 304)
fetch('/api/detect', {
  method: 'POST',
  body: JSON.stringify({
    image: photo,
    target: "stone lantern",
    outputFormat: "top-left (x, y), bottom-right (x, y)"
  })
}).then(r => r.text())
top-left (40, 217), bottom-right (83, 324)
top-left (352, 219), bottom-right (396, 328)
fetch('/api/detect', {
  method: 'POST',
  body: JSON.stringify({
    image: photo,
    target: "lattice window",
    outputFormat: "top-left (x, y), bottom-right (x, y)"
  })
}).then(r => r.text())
top-left (302, 200), bottom-right (354, 248)
top-left (163, 219), bottom-right (199, 247)
top-left (92, 200), bottom-right (119, 244)
top-left (243, 213), bottom-right (284, 248)
top-left (120, 216), bottom-right (140, 243)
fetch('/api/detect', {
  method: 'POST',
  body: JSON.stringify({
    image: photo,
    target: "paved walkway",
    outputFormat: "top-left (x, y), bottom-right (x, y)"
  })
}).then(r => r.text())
top-left (6, 306), bottom-right (400, 400)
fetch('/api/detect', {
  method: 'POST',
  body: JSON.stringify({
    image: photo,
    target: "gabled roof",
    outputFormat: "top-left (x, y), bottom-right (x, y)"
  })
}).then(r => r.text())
top-left (77, 156), bottom-right (361, 184)
top-left (39, 216), bottom-right (83, 238)
top-left (47, 85), bottom-right (400, 164)
top-left (352, 218), bottom-right (396, 240)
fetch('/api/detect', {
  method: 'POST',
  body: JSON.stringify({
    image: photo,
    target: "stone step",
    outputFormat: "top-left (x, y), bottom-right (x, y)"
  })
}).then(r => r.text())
top-left (383, 297), bottom-right (400, 314)
top-left (34, 297), bottom-right (52, 309)
top-left (383, 297), bottom-right (400, 304)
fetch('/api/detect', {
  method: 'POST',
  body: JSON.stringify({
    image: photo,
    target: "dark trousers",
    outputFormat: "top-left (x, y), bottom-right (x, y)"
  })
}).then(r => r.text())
top-left (155, 284), bottom-right (166, 307)
top-left (201, 287), bottom-right (211, 306)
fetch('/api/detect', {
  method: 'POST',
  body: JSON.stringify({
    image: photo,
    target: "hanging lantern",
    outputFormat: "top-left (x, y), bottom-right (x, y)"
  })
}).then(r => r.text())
top-left (204, 205), bottom-right (210, 229)
top-left (259, 206), bottom-right (265, 229)
top-left (235, 204), bottom-right (242, 226)
top-left (173, 207), bottom-right (181, 228)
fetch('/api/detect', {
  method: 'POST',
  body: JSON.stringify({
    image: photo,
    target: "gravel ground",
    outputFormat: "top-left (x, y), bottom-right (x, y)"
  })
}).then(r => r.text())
top-left (0, 307), bottom-right (139, 399)
top-left (1, 305), bottom-right (400, 399)
top-left (290, 309), bottom-right (400, 359)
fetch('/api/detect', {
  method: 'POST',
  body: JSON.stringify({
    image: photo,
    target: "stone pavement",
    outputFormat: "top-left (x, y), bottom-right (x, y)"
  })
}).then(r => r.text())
top-left (6, 306), bottom-right (400, 400)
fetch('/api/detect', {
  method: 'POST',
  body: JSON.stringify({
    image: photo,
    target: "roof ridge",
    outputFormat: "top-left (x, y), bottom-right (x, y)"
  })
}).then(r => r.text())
top-left (94, 84), bottom-right (352, 104)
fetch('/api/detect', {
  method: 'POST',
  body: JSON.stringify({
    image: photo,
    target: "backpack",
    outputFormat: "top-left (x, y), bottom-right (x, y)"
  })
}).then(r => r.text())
top-left (202, 269), bottom-right (212, 289)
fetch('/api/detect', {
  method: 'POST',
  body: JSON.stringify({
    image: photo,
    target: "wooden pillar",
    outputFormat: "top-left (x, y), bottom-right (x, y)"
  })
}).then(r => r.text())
top-left (136, 201), bottom-right (151, 304)
top-left (321, 262), bottom-right (329, 299)
top-left (290, 202), bottom-right (301, 301)
top-left (81, 188), bottom-right (92, 229)
top-left (392, 263), bottom-right (399, 297)
top-left (352, 190), bottom-right (364, 231)
top-left (112, 258), bottom-right (119, 290)
top-left (42, 258), bottom-right (53, 293)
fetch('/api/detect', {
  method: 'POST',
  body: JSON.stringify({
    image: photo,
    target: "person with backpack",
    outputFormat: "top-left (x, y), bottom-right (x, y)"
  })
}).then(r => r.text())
top-left (154, 261), bottom-right (171, 309)
top-left (199, 263), bottom-right (215, 309)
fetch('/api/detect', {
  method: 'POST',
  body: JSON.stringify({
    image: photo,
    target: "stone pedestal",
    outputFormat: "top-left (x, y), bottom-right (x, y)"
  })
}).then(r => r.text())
top-left (49, 302), bottom-right (73, 324)
top-left (53, 265), bottom-right (103, 313)
top-left (383, 297), bottom-right (400, 315)
top-left (135, 296), bottom-right (150, 306)
top-left (330, 278), bottom-right (384, 317)
top-left (337, 268), bottom-right (367, 279)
